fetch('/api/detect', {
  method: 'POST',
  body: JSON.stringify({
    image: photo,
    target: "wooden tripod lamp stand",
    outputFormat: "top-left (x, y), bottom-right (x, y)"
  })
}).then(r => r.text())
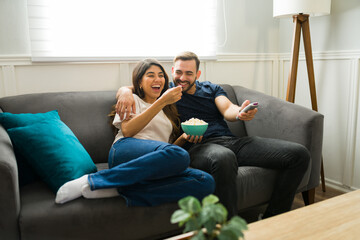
top-left (273, 0), bottom-right (331, 194)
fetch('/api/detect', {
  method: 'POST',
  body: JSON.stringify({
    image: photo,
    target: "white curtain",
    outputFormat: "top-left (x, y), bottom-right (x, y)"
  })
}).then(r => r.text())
top-left (27, 0), bottom-right (217, 62)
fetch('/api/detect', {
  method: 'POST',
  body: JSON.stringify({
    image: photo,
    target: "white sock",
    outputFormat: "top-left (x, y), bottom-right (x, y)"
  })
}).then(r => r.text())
top-left (55, 175), bottom-right (89, 204)
top-left (81, 184), bottom-right (119, 199)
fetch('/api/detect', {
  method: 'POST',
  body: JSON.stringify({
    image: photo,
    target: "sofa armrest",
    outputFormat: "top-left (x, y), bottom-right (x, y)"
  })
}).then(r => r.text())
top-left (0, 125), bottom-right (20, 240)
top-left (232, 86), bottom-right (324, 190)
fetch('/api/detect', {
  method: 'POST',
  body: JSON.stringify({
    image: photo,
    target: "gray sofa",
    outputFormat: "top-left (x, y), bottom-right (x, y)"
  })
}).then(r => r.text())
top-left (0, 84), bottom-right (323, 240)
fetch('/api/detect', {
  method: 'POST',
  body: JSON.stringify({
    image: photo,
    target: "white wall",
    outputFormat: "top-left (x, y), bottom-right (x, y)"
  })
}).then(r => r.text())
top-left (278, 0), bottom-right (360, 53)
top-left (217, 0), bottom-right (279, 54)
top-left (1, 0), bottom-right (360, 192)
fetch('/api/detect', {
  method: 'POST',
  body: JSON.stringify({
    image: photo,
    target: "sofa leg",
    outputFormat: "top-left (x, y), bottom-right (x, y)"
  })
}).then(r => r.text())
top-left (301, 188), bottom-right (315, 205)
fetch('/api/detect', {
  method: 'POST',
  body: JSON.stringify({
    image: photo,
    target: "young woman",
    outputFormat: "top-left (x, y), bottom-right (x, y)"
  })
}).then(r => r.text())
top-left (55, 59), bottom-right (215, 206)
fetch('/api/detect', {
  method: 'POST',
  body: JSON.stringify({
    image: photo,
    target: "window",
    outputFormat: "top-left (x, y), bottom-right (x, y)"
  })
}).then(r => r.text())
top-left (27, 0), bottom-right (217, 62)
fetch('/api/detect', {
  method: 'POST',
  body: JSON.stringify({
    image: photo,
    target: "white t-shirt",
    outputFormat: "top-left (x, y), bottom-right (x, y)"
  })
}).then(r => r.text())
top-left (113, 94), bottom-right (173, 144)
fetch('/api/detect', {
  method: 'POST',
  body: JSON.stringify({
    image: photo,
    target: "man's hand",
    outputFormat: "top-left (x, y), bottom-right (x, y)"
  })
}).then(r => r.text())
top-left (238, 100), bottom-right (258, 121)
top-left (115, 87), bottom-right (135, 120)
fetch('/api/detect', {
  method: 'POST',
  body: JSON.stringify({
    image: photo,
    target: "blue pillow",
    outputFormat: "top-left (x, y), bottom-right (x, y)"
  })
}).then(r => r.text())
top-left (0, 110), bottom-right (60, 186)
top-left (5, 117), bottom-right (97, 193)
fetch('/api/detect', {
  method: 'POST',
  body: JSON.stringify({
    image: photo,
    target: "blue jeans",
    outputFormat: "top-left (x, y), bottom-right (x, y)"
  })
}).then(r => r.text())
top-left (188, 136), bottom-right (310, 218)
top-left (88, 137), bottom-right (215, 206)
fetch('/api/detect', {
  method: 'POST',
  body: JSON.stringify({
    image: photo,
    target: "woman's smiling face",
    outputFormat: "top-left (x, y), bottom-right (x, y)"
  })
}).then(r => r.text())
top-left (140, 65), bottom-right (166, 103)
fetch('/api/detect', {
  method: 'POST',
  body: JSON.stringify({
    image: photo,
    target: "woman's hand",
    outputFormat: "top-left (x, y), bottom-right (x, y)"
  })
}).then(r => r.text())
top-left (173, 132), bottom-right (203, 147)
top-left (159, 86), bottom-right (182, 105)
top-left (182, 133), bottom-right (203, 144)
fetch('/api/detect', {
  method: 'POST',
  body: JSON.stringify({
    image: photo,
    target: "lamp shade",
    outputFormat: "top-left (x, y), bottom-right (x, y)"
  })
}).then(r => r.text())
top-left (273, 0), bottom-right (331, 18)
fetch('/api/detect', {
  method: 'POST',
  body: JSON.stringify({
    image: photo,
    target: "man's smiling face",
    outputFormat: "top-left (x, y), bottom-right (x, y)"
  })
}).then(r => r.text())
top-left (172, 59), bottom-right (200, 95)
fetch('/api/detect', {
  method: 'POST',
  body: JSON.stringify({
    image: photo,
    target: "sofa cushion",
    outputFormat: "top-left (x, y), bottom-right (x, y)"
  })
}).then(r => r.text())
top-left (0, 110), bottom-right (61, 186)
top-left (6, 117), bottom-right (97, 192)
top-left (19, 180), bottom-right (182, 240)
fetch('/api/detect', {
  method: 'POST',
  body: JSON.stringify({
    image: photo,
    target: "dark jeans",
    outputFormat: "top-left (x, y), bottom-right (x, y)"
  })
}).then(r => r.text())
top-left (188, 136), bottom-right (310, 218)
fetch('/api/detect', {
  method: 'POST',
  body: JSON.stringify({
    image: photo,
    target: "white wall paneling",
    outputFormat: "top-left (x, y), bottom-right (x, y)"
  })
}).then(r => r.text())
top-left (0, 62), bottom-right (123, 96)
top-left (351, 59), bottom-right (360, 189)
top-left (279, 51), bottom-right (360, 191)
top-left (209, 54), bottom-right (278, 96)
top-left (1, 65), bottom-right (17, 96)
top-left (118, 63), bottom-right (132, 87)
top-left (342, 59), bottom-right (359, 189)
top-left (0, 67), bottom-right (4, 97)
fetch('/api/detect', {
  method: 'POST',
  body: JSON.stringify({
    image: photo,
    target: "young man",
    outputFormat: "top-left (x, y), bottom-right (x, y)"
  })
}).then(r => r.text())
top-left (116, 52), bottom-right (310, 218)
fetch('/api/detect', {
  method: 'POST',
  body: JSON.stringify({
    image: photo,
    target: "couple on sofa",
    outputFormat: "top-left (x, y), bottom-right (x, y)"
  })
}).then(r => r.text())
top-left (56, 51), bottom-right (310, 219)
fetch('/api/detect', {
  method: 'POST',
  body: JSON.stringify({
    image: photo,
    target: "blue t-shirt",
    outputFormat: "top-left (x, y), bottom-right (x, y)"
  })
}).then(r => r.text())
top-left (170, 81), bottom-right (234, 142)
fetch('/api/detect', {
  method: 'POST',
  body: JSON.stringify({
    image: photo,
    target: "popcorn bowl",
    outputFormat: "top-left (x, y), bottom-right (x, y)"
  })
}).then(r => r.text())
top-left (181, 122), bottom-right (208, 136)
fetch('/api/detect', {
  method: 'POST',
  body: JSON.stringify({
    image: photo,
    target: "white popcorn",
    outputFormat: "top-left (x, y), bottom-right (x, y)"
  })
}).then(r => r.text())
top-left (182, 118), bottom-right (207, 125)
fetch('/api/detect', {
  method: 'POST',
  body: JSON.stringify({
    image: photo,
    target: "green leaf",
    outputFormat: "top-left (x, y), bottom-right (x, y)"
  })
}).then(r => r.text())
top-left (228, 216), bottom-right (248, 231)
top-left (202, 218), bottom-right (217, 235)
top-left (179, 196), bottom-right (202, 214)
top-left (184, 217), bottom-right (201, 233)
top-left (220, 224), bottom-right (243, 239)
top-left (202, 194), bottom-right (219, 206)
top-left (192, 230), bottom-right (206, 240)
top-left (213, 204), bottom-right (228, 223)
top-left (218, 216), bottom-right (248, 240)
top-left (218, 227), bottom-right (239, 240)
top-left (201, 204), bottom-right (227, 224)
top-left (170, 209), bottom-right (191, 224)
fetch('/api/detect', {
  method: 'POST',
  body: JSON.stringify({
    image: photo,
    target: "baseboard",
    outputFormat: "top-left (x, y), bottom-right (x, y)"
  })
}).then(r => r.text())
top-left (324, 178), bottom-right (358, 193)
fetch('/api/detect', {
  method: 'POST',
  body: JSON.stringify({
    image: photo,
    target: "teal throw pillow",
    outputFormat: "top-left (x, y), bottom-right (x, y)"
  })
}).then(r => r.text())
top-left (6, 118), bottom-right (97, 193)
top-left (0, 110), bottom-right (60, 186)
top-left (0, 110), bottom-right (60, 129)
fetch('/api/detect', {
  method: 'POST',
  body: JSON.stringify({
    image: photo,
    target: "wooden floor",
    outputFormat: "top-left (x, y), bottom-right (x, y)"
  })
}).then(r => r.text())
top-left (241, 185), bottom-right (346, 224)
top-left (291, 186), bottom-right (345, 210)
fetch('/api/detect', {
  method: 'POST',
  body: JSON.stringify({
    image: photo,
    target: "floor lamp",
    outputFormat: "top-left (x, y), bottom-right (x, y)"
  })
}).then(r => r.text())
top-left (273, 0), bottom-right (331, 198)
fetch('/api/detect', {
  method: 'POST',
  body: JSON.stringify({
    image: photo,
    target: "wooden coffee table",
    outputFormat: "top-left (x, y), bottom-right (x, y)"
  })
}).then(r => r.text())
top-left (245, 189), bottom-right (360, 240)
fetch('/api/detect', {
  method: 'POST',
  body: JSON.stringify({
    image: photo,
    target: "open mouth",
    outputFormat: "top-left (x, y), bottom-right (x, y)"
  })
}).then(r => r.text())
top-left (176, 80), bottom-right (189, 88)
top-left (151, 84), bottom-right (161, 91)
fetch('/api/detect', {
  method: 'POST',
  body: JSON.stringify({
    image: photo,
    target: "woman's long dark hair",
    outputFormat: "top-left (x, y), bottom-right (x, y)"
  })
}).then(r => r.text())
top-left (110, 59), bottom-right (180, 143)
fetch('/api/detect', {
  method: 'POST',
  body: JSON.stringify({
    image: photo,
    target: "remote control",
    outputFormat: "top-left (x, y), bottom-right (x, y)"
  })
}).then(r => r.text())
top-left (240, 102), bottom-right (259, 113)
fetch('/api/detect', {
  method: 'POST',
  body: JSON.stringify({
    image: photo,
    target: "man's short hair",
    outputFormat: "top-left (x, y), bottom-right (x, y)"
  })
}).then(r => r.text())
top-left (173, 51), bottom-right (200, 72)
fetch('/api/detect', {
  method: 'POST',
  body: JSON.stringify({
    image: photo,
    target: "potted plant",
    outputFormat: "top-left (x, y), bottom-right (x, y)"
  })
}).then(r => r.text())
top-left (171, 194), bottom-right (248, 240)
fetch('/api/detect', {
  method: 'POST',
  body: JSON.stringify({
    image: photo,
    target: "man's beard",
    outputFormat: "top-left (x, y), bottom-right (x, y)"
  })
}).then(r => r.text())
top-left (174, 78), bottom-right (196, 93)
